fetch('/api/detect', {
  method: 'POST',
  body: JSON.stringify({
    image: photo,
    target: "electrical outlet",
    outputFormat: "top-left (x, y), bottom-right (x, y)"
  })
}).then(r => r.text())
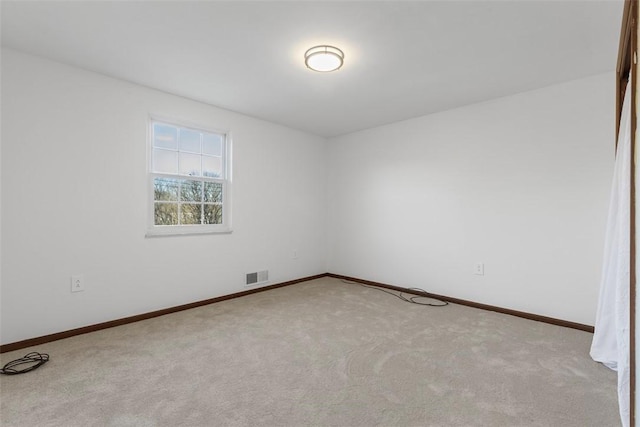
top-left (292, 250), bottom-right (299, 259)
top-left (474, 263), bottom-right (484, 276)
top-left (71, 274), bottom-right (85, 292)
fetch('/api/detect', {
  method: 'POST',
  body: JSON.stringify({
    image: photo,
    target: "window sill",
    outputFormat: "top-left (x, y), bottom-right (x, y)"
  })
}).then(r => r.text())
top-left (145, 226), bottom-right (233, 237)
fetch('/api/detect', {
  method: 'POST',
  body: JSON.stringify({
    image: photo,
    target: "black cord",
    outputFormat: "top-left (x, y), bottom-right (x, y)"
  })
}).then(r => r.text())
top-left (341, 280), bottom-right (449, 307)
top-left (0, 352), bottom-right (50, 375)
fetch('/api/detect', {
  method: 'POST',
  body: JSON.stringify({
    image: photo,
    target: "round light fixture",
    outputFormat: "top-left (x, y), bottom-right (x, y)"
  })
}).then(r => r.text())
top-left (304, 45), bottom-right (344, 72)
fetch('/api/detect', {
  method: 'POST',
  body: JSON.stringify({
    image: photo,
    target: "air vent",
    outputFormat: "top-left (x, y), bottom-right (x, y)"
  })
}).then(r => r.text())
top-left (246, 270), bottom-right (269, 287)
top-left (246, 272), bottom-right (258, 285)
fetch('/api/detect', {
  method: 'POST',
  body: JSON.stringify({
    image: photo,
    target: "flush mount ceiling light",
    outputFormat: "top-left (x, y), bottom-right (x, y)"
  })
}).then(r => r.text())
top-left (304, 45), bottom-right (344, 72)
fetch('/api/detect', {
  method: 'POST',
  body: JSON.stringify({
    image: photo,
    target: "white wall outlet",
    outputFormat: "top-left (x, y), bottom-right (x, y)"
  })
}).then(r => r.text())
top-left (474, 263), bottom-right (484, 276)
top-left (292, 250), bottom-right (299, 259)
top-left (71, 274), bottom-right (85, 292)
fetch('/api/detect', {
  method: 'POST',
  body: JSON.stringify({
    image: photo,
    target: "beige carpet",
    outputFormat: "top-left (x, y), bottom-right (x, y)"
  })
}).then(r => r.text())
top-left (0, 277), bottom-right (618, 426)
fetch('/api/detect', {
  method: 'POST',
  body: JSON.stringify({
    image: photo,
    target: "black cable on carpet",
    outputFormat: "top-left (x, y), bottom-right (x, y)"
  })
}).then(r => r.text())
top-left (341, 279), bottom-right (449, 307)
top-left (0, 352), bottom-right (50, 375)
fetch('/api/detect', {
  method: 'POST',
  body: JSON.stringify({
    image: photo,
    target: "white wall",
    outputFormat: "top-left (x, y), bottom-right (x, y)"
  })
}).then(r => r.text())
top-left (0, 49), bottom-right (327, 344)
top-left (0, 46), bottom-right (616, 343)
top-left (327, 72), bottom-right (615, 325)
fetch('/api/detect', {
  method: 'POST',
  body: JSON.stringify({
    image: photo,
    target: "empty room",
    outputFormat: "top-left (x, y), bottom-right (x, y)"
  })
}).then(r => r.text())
top-left (1, 0), bottom-right (637, 426)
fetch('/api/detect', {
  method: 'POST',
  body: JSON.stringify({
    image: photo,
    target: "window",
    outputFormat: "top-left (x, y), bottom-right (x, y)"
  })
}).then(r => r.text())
top-left (147, 118), bottom-right (231, 236)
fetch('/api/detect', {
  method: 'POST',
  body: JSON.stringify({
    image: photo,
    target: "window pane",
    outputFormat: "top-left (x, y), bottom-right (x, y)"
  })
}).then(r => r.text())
top-left (154, 178), bottom-right (179, 201)
top-left (202, 156), bottom-right (222, 178)
top-left (204, 182), bottom-right (223, 203)
top-left (153, 123), bottom-right (178, 149)
top-left (150, 120), bottom-right (228, 231)
top-left (179, 129), bottom-right (201, 153)
top-left (155, 202), bottom-right (178, 225)
top-left (153, 149), bottom-right (178, 174)
top-left (180, 180), bottom-right (202, 202)
top-left (179, 152), bottom-right (201, 176)
top-left (204, 204), bottom-right (222, 224)
top-left (203, 134), bottom-right (223, 156)
top-left (181, 203), bottom-right (202, 225)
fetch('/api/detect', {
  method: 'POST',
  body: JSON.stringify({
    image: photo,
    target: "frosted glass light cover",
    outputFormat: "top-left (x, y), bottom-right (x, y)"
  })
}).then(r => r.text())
top-left (305, 46), bottom-right (344, 72)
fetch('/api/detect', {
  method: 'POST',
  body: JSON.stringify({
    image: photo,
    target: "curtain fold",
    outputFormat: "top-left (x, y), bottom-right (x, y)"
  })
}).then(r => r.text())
top-left (590, 82), bottom-right (631, 426)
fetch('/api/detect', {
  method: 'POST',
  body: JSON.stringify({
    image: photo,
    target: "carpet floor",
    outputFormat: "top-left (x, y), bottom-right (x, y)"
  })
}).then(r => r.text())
top-left (0, 277), bottom-right (618, 426)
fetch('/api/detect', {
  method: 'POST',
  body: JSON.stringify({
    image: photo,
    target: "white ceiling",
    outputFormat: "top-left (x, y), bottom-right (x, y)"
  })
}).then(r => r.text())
top-left (1, 1), bottom-right (624, 138)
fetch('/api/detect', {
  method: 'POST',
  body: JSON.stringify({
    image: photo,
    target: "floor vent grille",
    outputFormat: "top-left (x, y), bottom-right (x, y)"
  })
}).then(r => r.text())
top-left (246, 270), bottom-right (269, 286)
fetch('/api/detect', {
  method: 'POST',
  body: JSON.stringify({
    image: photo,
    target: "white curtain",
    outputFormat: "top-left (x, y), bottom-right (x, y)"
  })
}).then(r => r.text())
top-left (590, 82), bottom-right (631, 427)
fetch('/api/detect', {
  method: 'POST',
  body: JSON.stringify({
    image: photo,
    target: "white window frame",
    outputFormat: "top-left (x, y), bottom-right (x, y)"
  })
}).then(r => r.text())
top-left (146, 115), bottom-right (232, 237)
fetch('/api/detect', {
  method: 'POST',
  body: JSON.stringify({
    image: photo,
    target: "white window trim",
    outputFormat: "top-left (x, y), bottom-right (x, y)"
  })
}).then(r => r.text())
top-left (145, 115), bottom-right (233, 237)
